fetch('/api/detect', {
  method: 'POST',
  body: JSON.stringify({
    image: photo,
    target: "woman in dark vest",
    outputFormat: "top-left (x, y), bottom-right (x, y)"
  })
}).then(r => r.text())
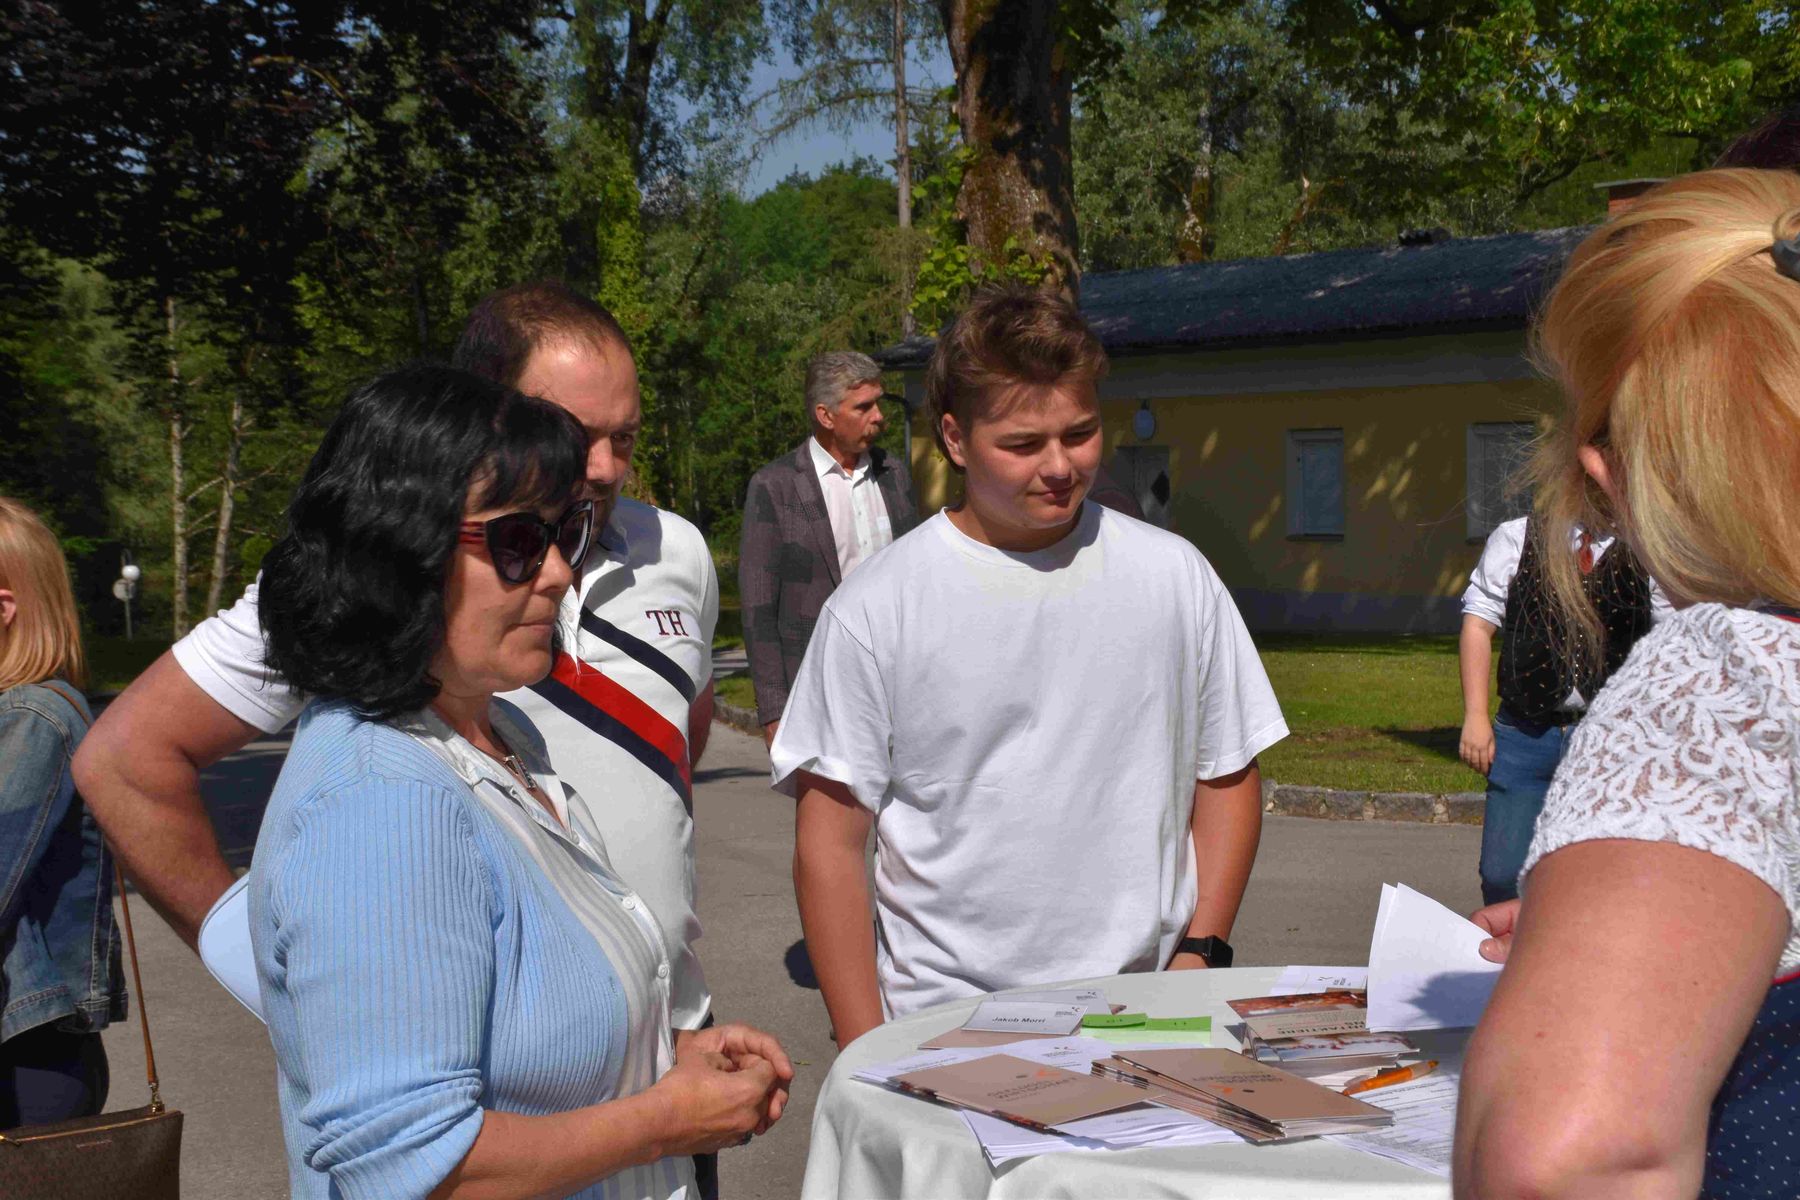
top-left (1454, 168), bottom-right (1800, 1197)
top-left (1458, 514), bottom-right (1664, 904)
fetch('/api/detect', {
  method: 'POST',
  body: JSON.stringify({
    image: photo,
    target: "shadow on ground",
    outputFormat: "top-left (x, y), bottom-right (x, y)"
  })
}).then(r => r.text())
top-left (1376, 725), bottom-right (1464, 765)
top-left (785, 940), bottom-right (819, 989)
top-left (695, 764), bottom-right (764, 785)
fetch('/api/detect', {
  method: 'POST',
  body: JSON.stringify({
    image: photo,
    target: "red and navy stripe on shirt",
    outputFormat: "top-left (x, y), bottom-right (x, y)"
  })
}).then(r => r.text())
top-left (528, 609), bottom-right (695, 812)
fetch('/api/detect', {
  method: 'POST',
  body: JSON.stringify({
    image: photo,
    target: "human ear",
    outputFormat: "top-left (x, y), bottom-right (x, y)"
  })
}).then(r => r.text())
top-left (940, 415), bottom-right (968, 470)
top-left (0, 588), bottom-right (14, 630)
top-left (1577, 443), bottom-right (1617, 506)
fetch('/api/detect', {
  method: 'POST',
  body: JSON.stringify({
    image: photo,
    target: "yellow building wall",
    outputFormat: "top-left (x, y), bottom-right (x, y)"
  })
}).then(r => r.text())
top-left (906, 375), bottom-right (1558, 632)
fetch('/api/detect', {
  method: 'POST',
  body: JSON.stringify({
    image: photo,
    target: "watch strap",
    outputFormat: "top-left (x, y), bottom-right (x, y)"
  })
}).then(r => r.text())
top-left (1176, 935), bottom-right (1233, 968)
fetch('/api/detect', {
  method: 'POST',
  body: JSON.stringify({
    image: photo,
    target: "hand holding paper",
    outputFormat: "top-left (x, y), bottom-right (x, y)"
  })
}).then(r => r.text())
top-left (1366, 883), bottom-right (1504, 1031)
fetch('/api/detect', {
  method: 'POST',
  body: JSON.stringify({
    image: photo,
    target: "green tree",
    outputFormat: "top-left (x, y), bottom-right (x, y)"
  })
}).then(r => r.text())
top-left (767, 0), bottom-right (941, 328)
top-left (1275, 0), bottom-right (1796, 208)
top-left (635, 160), bottom-right (903, 542)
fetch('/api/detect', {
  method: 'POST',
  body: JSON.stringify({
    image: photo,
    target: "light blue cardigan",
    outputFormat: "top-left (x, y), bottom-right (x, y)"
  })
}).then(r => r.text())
top-left (249, 700), bottom-right (659, 1199)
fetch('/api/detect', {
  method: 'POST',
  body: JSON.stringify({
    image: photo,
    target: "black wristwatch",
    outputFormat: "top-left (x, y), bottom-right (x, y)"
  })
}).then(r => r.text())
top-left (1175, 935), bottom-right (1233, 968)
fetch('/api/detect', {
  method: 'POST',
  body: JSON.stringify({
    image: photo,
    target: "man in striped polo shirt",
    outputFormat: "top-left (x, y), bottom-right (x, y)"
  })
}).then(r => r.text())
top-left (74, 283), bottom-right (723, 1066)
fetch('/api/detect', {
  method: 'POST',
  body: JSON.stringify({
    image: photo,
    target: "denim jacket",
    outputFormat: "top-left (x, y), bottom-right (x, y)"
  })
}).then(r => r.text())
top-left (0, 680), bottom-right (126, 1042)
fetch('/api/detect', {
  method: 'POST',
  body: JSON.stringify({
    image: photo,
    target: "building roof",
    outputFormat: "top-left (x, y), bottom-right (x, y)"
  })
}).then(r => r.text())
top-left (876, 226), bottom-right (1591, 370)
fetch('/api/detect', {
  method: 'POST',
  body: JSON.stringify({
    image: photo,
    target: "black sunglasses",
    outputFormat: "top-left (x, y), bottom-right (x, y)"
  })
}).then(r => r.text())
top-left (458, 498), bottom-right (596, 584)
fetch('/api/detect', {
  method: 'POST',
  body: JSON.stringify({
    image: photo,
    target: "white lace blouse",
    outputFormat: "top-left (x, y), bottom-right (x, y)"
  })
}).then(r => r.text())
top-left (1524, 603), bottom-right (1800, 975)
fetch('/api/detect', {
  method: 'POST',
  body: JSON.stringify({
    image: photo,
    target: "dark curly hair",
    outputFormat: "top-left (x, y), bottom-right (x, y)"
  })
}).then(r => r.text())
top-left (258, 364), bottom-right (587, 721)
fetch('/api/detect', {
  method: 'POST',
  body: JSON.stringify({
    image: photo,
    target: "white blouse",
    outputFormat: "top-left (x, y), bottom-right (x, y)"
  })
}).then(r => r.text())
top-left (1524, 604), bottom-right (1800, 975)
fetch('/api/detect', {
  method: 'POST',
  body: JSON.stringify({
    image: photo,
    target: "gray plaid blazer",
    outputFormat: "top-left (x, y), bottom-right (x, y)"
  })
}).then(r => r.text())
top-left (738, 440), bottom-right (919, 725)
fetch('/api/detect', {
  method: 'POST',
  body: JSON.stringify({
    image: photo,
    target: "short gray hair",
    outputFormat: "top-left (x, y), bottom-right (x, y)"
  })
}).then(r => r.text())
top-left (805, 351), bottom-right (883, 419)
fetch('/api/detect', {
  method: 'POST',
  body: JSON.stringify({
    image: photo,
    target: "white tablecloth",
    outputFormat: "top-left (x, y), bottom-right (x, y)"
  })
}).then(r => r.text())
top-left (801, 966), bottom-right (1463, 1199)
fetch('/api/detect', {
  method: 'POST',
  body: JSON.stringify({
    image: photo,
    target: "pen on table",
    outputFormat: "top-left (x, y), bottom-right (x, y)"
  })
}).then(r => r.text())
top-left (1342, 1060), bottom-right (1439, 1096)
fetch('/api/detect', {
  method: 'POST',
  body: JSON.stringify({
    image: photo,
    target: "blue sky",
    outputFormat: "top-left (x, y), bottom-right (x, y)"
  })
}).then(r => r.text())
top-left (733, 41), bottom-right (952, 196)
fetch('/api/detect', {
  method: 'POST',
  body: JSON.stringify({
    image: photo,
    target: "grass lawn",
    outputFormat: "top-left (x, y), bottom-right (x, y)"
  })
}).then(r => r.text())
top-left (716, 672), bottom-right (756, 712)
top-left (713, 632), bottom-right (1487, 795)
top-left (1255, 633), bottom-right (1488, 795)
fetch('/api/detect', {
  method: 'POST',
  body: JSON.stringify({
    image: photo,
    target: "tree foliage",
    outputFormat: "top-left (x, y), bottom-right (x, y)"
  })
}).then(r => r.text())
top-left (1274, 0), bottom-right (1797, 206)
top-left (1, 0), bottom-right (1792, 639)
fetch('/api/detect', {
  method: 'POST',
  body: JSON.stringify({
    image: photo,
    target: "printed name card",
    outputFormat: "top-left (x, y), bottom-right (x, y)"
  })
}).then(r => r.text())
top-left (996, 988), bottom-right (1107, 1015)
top-left (963, 1000), bottom-right (1088, 1037)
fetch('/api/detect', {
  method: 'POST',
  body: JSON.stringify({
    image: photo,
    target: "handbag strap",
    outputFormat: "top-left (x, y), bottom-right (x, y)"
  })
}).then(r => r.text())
top-left (38, 679), bottom-right (165, 1114)
top-left (112, 861), bottom-right (163, 1113)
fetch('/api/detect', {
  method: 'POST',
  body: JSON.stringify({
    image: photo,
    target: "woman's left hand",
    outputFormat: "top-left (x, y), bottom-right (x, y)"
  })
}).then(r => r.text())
top-left (677, 1023), bottom-right (794, 1130)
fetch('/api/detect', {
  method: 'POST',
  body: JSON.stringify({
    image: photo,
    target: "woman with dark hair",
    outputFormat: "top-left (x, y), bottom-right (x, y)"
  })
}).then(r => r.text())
top-left (249, 364), bottom-right (789, 1200)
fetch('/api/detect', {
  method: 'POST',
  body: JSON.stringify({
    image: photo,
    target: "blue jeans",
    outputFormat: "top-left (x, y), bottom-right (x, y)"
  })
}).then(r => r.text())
top-left (1479, 710), bottom-right (1574, 906)
top-left (0, 1025), bottom-right (109, 1128)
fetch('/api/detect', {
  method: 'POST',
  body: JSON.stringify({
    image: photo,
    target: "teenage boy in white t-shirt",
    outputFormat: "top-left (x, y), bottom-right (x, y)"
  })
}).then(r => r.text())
top-left (771, 284), bottom-right (1288, 1047)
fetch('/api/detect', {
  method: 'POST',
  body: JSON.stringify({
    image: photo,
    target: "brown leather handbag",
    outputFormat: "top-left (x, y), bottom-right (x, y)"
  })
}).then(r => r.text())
top-left (0, 858), bottom-right (184, 1198)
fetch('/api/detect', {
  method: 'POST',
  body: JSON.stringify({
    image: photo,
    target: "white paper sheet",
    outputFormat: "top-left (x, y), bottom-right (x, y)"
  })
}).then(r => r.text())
top-left (1056, 1106), bottom-right (1238, 1146)
top-left (958, 1110), bottom-right (1115, 1164)
top-left (851, 1045), bottom-right (994, 1085)
top-left (959, 1100), bottom-right (1240, 1167)
top-left (1366, 883), bottom-right (1503, 1031)
top-left (853, 1036), bottom-right (1120, 1088)
top-left (1325, 1072), bottom-right (1460, 1178)
top-left (1270, 965), bottom-right (1369, 995)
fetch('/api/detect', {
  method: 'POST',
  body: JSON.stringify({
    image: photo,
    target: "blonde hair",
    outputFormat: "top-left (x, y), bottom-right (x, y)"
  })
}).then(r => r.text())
top-left (0, 497), bottom-right (87, 691)
top-left (1529, 168), bottom-right (1800, 657)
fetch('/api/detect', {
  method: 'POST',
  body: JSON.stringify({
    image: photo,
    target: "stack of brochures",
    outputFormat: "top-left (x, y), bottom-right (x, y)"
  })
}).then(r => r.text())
top-left (1092, 1048), bottom-right (1395, 1142)
top-left (1226, 990), bottom-right (1417, 1081)
top-left (856, 1037), bottom-right (1243, 1165)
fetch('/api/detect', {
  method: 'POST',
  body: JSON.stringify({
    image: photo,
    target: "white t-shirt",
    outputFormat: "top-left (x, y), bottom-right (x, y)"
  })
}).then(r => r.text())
top-left (174, 497), bottom-right (720, 1026)
top-left (768, 504), bottom-right (1289, 1018)
top-left (1461, 516), bottom-right (1674, 709)
top-left (808, 436), bottom-right (893, 578)
top-left (1524, 604), bottom-right (1800, 975)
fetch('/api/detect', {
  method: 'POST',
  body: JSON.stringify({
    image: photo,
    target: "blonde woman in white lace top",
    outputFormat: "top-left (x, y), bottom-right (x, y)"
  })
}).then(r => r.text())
top-left (1454, 169), bottom-right (1800, 1199)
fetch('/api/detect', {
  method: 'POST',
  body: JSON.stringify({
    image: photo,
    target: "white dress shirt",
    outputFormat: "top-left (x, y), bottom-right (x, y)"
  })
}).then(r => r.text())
top-left (810, 435), bottom-right (894, 578)
top-left (1461, 516), bottom-right (1673, 709)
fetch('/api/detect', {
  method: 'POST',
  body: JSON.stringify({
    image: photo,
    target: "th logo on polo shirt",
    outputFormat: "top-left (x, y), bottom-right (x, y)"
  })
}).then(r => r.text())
top-left (645, 608), bottom-right (689, 637)
top-left (530, 607), bottom-right (697, 809)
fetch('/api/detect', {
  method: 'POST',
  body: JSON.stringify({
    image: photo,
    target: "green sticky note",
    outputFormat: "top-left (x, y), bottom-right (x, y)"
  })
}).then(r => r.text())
top-left (1081, 1012), bottom-right (1147, 1029)
top-left (1142, 1016), bottom-right (1212, 1032)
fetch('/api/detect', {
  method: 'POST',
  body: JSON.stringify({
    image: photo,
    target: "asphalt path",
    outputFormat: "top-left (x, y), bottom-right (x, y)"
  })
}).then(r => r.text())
top-left (101, 723), bottom-right (1482, 1199)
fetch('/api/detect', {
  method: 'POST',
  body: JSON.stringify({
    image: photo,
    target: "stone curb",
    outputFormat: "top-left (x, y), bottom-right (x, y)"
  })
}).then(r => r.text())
top-left (1261, 782), bottom-right (1487, 825)
top-left (710, 704), bottom-right (1487, 826)
top-left (714, 699), bottom-right (764, 738)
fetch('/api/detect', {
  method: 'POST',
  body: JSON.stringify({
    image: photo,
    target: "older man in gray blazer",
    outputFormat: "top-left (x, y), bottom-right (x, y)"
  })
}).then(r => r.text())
top-left (740, 351), bottom-right (919, 742)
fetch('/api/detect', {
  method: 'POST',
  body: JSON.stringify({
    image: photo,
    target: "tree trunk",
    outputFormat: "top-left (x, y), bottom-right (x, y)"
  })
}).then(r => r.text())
top-left (1177, 113), bottom-right (1217, 263)
top-left (894, 0), bottom-right (916, 336)
top-left (205, 374), bottom-right (251, 618)
top-left (564, 0), bottom-right (616, 289)
top-left (938, 0), bottom-right (1080, 302)
top-left (166, 296), bottom-right (190, 638)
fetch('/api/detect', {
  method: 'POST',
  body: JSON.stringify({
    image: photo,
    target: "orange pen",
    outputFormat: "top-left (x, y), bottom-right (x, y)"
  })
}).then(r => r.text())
top-left (1342, 1060), bottom-right (1439, 1096)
